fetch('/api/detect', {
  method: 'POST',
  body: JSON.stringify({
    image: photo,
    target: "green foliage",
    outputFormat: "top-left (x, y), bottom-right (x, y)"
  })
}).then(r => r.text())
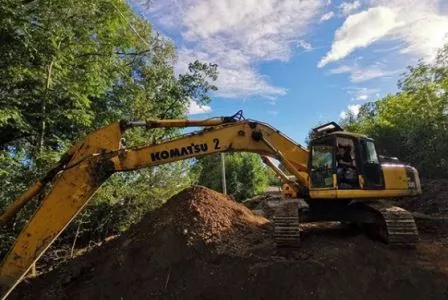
top-left (305, 121), bottom-right (325, 147)
top-left (343, 44), bottom-right (448, 178)
top-left (193, 153), bottom-right (269, 201)
top-left (267, 168), bottom-right (282, 186)
top-left (0, 0), bottom-right (217, 259)
top-left (0, 0), bottom-right (217, 154)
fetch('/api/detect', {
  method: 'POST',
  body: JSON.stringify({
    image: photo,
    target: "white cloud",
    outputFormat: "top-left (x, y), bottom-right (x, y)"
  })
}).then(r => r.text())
top-left (350, 67), bottom-right (389, 82)
top-left (320, 11), bottom-right (335, 22)
top-left (176, 47), bottom-right (287, 98)
top-left (349, 104), bottom-right (361, 115)
top-left (214, 67), bottom-right (287, 98)
top-left (145, 0), bottom-right (326, 98)
top-left (344, 87), bottom-right (381, 102)
top-left (339, 1), bottom-right (361, 16)
top-left (187, 100), bottom-right (212, 115)
top-left (373, 44), bottom-right (403, 53)
top-left (320, 0), bottom-right (448, 67)
top-left (329, 63), bottom-right (397, 83)
top-left (357, 94), bottom-right (368, 101)
top-left (374, 0), bottom-right (448, 61)
top-left (340, 104), bottom-right (361, 119)
top-left (397, 15), bottom-right (448, 60)
top-left (297, 40), bottom-right (313, 51)
top-left (329, 65), bottom-right (353, 74)
top-left (318, 6), bottom-right (400, 67)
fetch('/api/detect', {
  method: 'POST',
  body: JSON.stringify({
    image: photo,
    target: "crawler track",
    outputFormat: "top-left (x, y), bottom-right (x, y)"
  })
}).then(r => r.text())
top-left (272, 199), bottom-right (301, 247)
top-left (364, 202), bottom-right (419, 247)
top-left (273, 216), bottom-right (301, 247)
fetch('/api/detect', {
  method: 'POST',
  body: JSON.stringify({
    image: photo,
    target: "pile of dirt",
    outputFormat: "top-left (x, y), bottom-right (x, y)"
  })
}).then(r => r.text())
top-left (396, 179), bottom-right (448, 241)
top-left (12, 186), bottom-right (448, 300)
top-left (12, 186), bottom-right (270, 299)
top-left (404, 179), bottom-right (448, 216)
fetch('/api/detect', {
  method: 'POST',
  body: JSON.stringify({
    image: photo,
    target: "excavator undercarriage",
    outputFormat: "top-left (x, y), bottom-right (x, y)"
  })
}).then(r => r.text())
top-left (272, 199), bottom-right (419, 248)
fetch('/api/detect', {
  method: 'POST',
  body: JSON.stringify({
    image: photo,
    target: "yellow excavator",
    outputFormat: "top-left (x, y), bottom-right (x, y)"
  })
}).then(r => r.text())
top-left (0, 111), bottom-right (421, 298)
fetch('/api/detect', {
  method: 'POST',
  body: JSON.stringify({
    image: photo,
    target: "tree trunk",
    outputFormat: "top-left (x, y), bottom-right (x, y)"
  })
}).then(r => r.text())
top-left (35, 34), bottom-right (61, 157)
top-left (36, 59), bottom-right (54, 155)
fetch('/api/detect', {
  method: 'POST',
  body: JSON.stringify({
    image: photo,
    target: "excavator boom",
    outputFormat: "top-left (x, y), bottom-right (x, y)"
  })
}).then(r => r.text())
top-left (0, 116), bottom-right (309, 298)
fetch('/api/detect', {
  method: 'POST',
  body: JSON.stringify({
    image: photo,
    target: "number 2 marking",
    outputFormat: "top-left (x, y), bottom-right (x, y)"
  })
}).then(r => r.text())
top-left (213, 138), bottom-right (221, 150)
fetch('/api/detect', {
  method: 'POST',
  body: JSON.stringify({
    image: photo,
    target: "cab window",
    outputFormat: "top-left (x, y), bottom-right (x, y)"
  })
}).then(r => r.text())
top-left (361, 139), bottom-right (384, 188)
top-left (310, 139), bottom-right (334, 188)
top-left (364, 140), bottom-right (379, 164)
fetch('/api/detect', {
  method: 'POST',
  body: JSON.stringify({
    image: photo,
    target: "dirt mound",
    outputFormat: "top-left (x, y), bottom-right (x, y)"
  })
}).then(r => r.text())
top-left (11, 186), bottom-right (448, 300)
top-left (396, 179), bottom-right (448, 241)
top-left (405, 179), bottom-right (448, 216)
top-left (12, 186), bottom-right (270, 299)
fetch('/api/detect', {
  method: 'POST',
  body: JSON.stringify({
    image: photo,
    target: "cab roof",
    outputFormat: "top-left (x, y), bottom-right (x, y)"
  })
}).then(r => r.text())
top-left (327, 131), bottom-right (368, 139)
top-left (312, 122), bottom-right (369, 140)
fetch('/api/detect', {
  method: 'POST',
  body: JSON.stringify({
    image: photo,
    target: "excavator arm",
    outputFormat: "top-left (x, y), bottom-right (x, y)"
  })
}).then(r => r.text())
top-left (0, 114), bottom-right (309, 298)
top-left (261, 156), bottom-right (300, 198)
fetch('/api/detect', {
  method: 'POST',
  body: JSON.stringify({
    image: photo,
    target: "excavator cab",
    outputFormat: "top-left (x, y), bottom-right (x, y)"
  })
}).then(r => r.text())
top-left (309, 122), bottom-right (384, 190)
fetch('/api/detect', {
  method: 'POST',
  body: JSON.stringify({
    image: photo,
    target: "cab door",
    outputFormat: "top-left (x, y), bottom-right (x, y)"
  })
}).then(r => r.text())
top-left (360, 139), bottom-right (384, 189)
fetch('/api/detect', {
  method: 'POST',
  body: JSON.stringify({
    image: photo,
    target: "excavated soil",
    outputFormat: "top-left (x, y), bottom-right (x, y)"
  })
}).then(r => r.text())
top-left (405, 179), bottom-right (448, 216)
top-left (398, 179), bottom-right (448, 243)
top-left (11, 186), bottom-right (448, 300)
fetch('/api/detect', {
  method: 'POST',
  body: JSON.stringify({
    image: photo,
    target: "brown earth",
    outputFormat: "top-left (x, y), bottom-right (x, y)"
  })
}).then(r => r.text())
top-left (406, 179), bottom-right (448, 216)
top-left (398, 179), bottom-right (448, 243)
top-left (11, 185), bottom-right (448, 300)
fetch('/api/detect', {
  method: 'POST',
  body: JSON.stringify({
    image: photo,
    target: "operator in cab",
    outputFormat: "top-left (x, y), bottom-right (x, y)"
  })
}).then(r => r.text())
top-left (336, 144), bottom-right (354, 185)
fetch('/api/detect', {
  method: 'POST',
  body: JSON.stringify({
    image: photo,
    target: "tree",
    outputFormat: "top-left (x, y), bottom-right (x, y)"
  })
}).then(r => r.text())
top-left (193, 153), bottom-right (269, 201)
top-left (267, 168), bottom-right (282, 186)
top-left (0, 0), bottom-right (218, 258)
top-left (0, 0), bottom-right (217, 154)
top-left (342, 44), bottom-right (448, 178)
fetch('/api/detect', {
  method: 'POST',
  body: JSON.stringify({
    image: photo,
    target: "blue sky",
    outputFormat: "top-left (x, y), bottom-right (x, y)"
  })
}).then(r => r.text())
top-left (129, 0), bottom-right (448, 144)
